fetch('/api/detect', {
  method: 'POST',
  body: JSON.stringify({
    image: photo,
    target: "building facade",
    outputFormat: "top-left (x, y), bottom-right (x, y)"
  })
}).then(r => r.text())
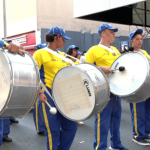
top-left (0, 0), bottom-right (147, 54)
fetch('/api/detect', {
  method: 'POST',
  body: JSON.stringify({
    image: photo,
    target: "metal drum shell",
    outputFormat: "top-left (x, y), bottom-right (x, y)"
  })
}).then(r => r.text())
top-left (52, 63), bottom-right (110, 121)
top-left (108, 52), bottom-right (150, 103)
top-left (0, 49), bottom-right (40, 118)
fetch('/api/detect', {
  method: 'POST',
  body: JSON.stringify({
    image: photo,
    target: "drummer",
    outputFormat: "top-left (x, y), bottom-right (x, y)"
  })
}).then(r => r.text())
top-left (129, 29), bottom-right (150, 146)
top-left (33, 26), bottom-right (77, 150)
top-left (32, 43), bottom-right (47, 135)
top-left (67, 45), bottom-right (84, 125)
top-left (85, 23), bottom-right (129, 150)
top-left (67, 45), bottom-right (80, 63)
top-left (0, 39), bottom-right (22, 146)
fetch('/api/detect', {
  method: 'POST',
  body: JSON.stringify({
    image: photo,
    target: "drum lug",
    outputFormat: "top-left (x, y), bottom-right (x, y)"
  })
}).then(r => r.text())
top-left (17, 52), bottom-right (25, 57)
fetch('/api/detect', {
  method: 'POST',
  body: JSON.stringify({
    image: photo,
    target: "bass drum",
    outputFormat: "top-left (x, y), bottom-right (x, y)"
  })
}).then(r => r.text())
top-left (0, 48), bottom-right (40, 117)
top-left (52, 63), bottom-right (110, 121)
top-left (108, 52), bottom-right (150, 103)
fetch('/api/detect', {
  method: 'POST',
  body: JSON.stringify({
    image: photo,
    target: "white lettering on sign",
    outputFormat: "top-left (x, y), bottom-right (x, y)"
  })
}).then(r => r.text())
top-left (10, 35), bottom-right (27, 44)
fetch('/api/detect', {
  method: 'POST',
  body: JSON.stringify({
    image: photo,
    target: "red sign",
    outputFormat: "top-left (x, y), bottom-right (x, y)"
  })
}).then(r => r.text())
top-left (7, 31), bottom-right (36, 56)
top-left (9, 32), bottom-right (36, 46)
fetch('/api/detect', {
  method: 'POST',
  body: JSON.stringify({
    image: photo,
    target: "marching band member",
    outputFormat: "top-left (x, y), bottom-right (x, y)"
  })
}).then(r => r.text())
top-left (67, 45), bottom-right (84, 125)
top-left (85, 23), bottom-right (129, 150)
top-left (129, 29), bottom-right (150, 146)
top-left (33, 26), bottom-right (77, 150)
top-left (0, 39), bottom-right (20, 146)
top-left (32, 43), bottom-right (47, 135)
top-left (67, 45), bottom-right (80, 64)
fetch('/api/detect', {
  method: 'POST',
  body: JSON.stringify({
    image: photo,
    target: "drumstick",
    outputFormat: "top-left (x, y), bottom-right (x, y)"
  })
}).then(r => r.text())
top-left (18, 49), bottom-right (26, 54)
top-left (40, 80), bottom-right (57, 114)
top-left (112, 66), bottom-right (125, 71)
top-left (64, 53), bottom-right (81, 63)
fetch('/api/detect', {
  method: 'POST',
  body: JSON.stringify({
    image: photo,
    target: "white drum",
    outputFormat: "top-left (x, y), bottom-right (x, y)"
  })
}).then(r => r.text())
top-left (108, 52), bottom-right (150, 103)
top-left (52, 63), bottom-right (110, 121)
top-left (0, 48), bottom-right (40, 117)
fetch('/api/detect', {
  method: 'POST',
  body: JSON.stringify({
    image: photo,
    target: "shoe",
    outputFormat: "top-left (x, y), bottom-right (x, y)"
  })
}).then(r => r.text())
top-left (38, 131), bottom-right (45, 135)
top-left (145, 136), bottom-right (150, 142)
top-left (77, 121), bottom-right (84, 125)
top-left (109, 146), bottom-right (129, 150)
top-left (10, 118), bottom-right (19, 123)
top-left (132, 137), bottom-right (149, 146)
top-left (3, 137), bottom-right (12, 142)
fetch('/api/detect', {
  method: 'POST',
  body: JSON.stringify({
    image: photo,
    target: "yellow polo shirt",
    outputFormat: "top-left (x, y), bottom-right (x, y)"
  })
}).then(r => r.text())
top-left (33, 49), bottom-right (68, 89)
top-left (85, 45), bottom-right (121, 68)
top-left (141, 50), bottom-right (150, 60)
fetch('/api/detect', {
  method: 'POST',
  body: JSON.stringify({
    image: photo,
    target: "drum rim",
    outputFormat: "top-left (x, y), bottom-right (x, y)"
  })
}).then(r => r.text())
top-left (108, 51), bottom-right (149, 97)
top-left (52, 63), bottom-right (98, 121)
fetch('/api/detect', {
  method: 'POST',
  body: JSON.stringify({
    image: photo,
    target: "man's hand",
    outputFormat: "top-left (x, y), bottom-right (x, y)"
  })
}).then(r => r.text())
top-left (39, 89), bottom-right (47, 103)
top-left (5, 43), bottom-right (25, 54)
top-left (99, 66), bottom-right (112, 74)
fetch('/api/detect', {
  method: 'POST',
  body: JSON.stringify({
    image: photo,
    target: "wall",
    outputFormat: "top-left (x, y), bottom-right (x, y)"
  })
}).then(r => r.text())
top-left (41, 28), bottom-right (150, 54)
top-left (37, 0), bottom-right (138, 37)
top-left (0, 0), bottom-right (37, 37)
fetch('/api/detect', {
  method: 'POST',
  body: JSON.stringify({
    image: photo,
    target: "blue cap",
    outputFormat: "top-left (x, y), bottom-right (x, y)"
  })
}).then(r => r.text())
top-left (4, 38), bottom-right (12, 43)
top-left (77, 51), bottom-right (82, 55)
top-left (129, 29), bottom-right (143, 41)
top-left (48, 26), bottom-right (71, 40)
top-left (67, 45), bottom-right (79, 52)
top-left (98, 23), bottom-right (118, 34)
top-left (35, 43), bottom-right (47, 50)
top-left (0, 40), bottom-right (4, 48)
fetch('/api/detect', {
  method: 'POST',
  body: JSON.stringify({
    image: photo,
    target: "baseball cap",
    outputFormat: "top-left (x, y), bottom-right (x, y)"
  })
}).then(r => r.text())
top-left (48, 26), bottom-right (71, 40)
top-left (35, 43), bottom-right (47, 50)
top-left (129, 29), bottom-right (143, 41)
top-left (67, 45), bottom-right (79, 52)
top-left (4, 38), bottom-right (12, 43)
top-left (77, 51), bottom-right (82, 55)
top-left (98, 23), bottom-right (118, 34)
top-left (0, 40), bottom-right (4, 48)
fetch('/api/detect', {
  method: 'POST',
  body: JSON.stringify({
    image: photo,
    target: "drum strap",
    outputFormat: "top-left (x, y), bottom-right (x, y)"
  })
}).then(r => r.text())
top-left (44, 47), bottom-right (75, 66)
top-left (98, 43), bottom-right (120, 55)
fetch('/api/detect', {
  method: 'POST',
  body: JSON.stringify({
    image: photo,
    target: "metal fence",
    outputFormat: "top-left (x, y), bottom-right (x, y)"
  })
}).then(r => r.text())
top-left (41, 28), bottom-right (150, 54)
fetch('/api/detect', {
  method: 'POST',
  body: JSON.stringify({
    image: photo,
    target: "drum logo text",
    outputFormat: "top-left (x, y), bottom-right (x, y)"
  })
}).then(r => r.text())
top-left (83, 79), bottom-right (91, 97)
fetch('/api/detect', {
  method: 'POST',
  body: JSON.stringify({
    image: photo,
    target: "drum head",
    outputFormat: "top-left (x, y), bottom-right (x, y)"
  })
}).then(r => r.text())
top-left (0, 50), bottom-right (11, 112)
top-left (108, 52), bottom-right (149, 96)
top-left (52, 65), bottom-right (95, 121)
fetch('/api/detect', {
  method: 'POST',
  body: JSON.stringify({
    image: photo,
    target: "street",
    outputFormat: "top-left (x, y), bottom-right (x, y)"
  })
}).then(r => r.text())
top-left (1, 101), bottom-right (149, 150)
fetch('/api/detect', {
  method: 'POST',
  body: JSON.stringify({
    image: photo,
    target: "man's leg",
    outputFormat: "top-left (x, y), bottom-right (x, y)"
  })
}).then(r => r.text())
top-left (3, 118), bottom-right (12, 142)
top-left (33, 99), bottom-right (45, 134)
top-left (130, 101), bottom-right (149, 146)
top-left (145, 97), bottom-right (150, 140)
top-left (58, 116), bottom-right (77, 150)
top-left (0, 119), bottom-right (3, 146)
top-left (110, 96), bottom-right (123, 149)
top-left (94, 97), bottom-right (112, 150)
top-left (42, 88), bottom-right (61, 150)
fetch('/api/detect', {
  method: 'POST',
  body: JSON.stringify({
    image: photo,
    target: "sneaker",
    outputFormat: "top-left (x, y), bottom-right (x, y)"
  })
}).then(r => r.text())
top-left (132, 137), bottom-right (149, 146)
top-left (3, 137), bottom-right (12, 142)
top-left (109, 146), bottom-right (129, 150)
top-left (10, 118), bottom-right (19, 123)
top-left (38, 131), bottom-right (45, 135)
top-left (77, 121), bottom-right (84, 125)
top-left (145, 136), bottom-right (150, 142)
